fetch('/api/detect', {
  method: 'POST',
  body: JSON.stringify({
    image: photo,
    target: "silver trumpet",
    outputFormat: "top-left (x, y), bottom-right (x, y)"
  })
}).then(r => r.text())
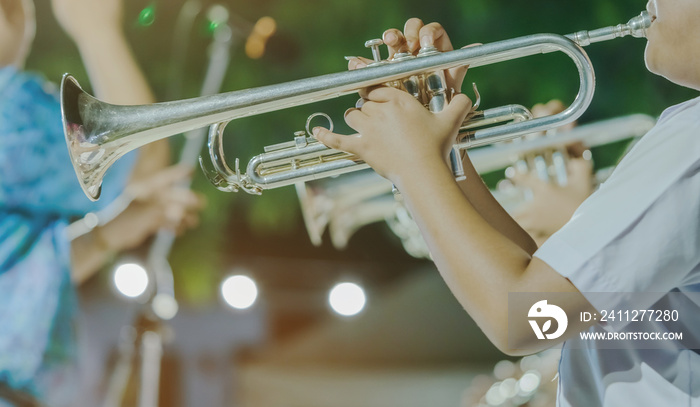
top-left (61, 12), bottom-right (650, 201)
top-left (296, 169), bottom-right (394, 246)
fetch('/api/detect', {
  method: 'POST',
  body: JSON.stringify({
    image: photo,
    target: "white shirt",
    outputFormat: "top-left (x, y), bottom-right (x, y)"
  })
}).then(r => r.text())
top-left (534, 96), bottom-right (700, 407)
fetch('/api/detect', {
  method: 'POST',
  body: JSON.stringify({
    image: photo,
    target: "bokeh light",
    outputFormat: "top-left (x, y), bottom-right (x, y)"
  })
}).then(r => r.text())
top-left (245, 16), bottom-right (276, 59)
top-left (245, 36), bottom-right (266, 60)
top-left (113, 263), bottom-right (149, 298)
top-left (152, 293), bottom-right (179, 320)
top-left (205, 4), bottom-right (229, 34)
top-left (221, 275), bottom-right (258, 310)
top-left (328, 282), bottom-right (366, 316)
top-left (138, 4), bottom-right (157, 27)
top-left (254, 16), bottom-right (276, 38)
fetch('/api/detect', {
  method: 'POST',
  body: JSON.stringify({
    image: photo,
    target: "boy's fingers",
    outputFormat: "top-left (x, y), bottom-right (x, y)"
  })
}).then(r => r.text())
top-left (383, 29), bottom-right (408, 57)
top-left (444, 93), bottom-right (473, 123)
top-left (418, 22), bottom-right (453, 51)
top-left (403, 18), bottom-right (425, 52)
top-left (532, 99), bottom-right (566, 118)
top-left (365, 86), bottom-right (404, 102)
top-left (566, 142), bottom-right (588, 158)
top-left (508, 171), bottom-right (548, 193)
top-left (567, 158), bottom-right (594, 186)
top-left (359, 100), bottom-right (382, 114)
top-left (346, 56), bottom-right (372, 70)
top-left (343, 107), bottom-right (373, 132)
top-left (312, 127), bottom-right (361, 155)
top-left (358, 84), bottom-right (385, 100)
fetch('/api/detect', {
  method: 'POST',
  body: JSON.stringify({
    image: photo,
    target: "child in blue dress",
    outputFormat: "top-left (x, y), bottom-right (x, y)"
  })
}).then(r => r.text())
top-left (0, 0), bottom-right (203, 404)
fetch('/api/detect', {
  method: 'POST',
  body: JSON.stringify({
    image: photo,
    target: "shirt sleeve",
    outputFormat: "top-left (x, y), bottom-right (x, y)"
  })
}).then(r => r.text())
top-left (538, 161), bottom-right (700, 312)
top-left (534, 105), bottom-right (700, 313)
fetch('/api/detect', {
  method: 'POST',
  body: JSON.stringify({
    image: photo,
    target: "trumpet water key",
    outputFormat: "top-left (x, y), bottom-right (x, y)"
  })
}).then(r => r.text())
top-left (61, 12), bottom-right (651, 201)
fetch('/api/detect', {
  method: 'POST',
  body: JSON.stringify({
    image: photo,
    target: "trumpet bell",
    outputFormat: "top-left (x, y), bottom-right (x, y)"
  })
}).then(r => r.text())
top-left (296, 169), bottom-right (394, 246)
top-left (62, 74), bottom-right (102, 200)
top-left (295, 181), bottom-right (332, 247)
top-left (61, 74), bottom-right (132, 201)
top-left (329, 194), bottom-right (398, 250)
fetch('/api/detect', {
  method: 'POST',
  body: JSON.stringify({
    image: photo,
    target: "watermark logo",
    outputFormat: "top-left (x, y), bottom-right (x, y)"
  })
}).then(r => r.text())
top-left (510, 292), bottom-right (698, 350)
top-left (528, 300), bottom-right (568, 340)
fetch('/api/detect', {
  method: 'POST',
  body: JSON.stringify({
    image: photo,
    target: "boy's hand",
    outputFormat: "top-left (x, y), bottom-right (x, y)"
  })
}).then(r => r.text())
top-left (314, 87), bottom-right (472, 184)
top-left (510, 157), bottom-right (593, 245)
top-left (347, 19), bottom-right (473, 95)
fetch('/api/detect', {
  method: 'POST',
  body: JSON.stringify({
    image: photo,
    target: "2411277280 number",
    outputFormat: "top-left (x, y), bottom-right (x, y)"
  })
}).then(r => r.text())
top-left (598, 309), bottom-right (679, 322)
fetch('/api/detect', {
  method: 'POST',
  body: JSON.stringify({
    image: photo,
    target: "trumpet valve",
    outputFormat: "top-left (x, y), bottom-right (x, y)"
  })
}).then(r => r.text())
top-left (424, 71), bottom-right (448, 112)
top-left (364, 38), bottom-right (385, 64)
top-left (391, 51), bottom-right (414, 62)
top-left (294, 131), bottom-right (308, 148)
top-left (417, 45), bottom-right (440, 57)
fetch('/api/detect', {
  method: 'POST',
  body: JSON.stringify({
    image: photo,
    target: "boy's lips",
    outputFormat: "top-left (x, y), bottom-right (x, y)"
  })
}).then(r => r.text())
top-left (646, 2), bottom-right (657, 24)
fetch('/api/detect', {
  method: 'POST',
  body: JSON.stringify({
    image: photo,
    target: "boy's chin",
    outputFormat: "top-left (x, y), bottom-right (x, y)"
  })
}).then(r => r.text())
top-left (643, 47), bottom-right (661, 77)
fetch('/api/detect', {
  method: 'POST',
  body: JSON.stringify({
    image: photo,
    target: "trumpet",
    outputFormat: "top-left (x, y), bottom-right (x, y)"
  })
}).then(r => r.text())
top-left (62, 12), bottom-right (650, 201)
top-left (298, 114), bottom-right (656, 256)
top-left (296, 169), bottom-right (393, 246)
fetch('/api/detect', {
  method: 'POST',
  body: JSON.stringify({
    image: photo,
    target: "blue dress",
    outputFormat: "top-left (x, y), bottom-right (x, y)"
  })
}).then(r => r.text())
top-left (0, 67), bottom-right (136, 405)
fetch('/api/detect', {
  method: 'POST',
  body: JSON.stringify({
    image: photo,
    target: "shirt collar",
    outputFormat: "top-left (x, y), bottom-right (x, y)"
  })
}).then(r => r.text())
top-left (658, 95), bottom-right (700, 123)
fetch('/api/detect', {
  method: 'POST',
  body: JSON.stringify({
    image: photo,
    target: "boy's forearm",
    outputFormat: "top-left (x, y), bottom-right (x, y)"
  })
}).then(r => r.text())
top-left (395, 159), bottom-right (592, 354)
top-left (395, 161), bottom-right (533, 346)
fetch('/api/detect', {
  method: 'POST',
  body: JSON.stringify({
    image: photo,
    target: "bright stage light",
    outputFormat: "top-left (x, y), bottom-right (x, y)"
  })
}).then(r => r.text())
top-left (328, 282), bottom-right (366, 317)
top-left (221, 275), bottom-right (258, 310)
top-left (113, 263), bottom-right (149, 298)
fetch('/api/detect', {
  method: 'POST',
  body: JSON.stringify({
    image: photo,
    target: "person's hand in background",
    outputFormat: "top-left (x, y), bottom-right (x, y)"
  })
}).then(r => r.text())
top-left (71, 165), bottom-right (205, 284)
top-left (509, 157), bottom-right (593, 245)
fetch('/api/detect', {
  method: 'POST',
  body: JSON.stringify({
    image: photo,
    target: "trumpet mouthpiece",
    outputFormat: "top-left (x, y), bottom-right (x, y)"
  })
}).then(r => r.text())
top-left (627, 11), bottom-right (652, 38)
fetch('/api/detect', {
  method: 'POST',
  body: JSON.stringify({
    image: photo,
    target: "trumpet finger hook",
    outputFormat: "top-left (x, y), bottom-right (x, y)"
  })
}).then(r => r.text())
top-left (306, 112), bottom-right (334, 138)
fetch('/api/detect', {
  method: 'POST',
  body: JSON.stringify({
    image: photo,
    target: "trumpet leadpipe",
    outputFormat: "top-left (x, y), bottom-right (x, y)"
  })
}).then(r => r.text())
top-left (566, 11), bottom-right (650, 46)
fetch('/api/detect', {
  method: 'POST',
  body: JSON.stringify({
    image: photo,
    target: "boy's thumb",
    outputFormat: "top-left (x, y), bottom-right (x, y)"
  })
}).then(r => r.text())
top-left (444, 93), bottom-right (473, 126)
